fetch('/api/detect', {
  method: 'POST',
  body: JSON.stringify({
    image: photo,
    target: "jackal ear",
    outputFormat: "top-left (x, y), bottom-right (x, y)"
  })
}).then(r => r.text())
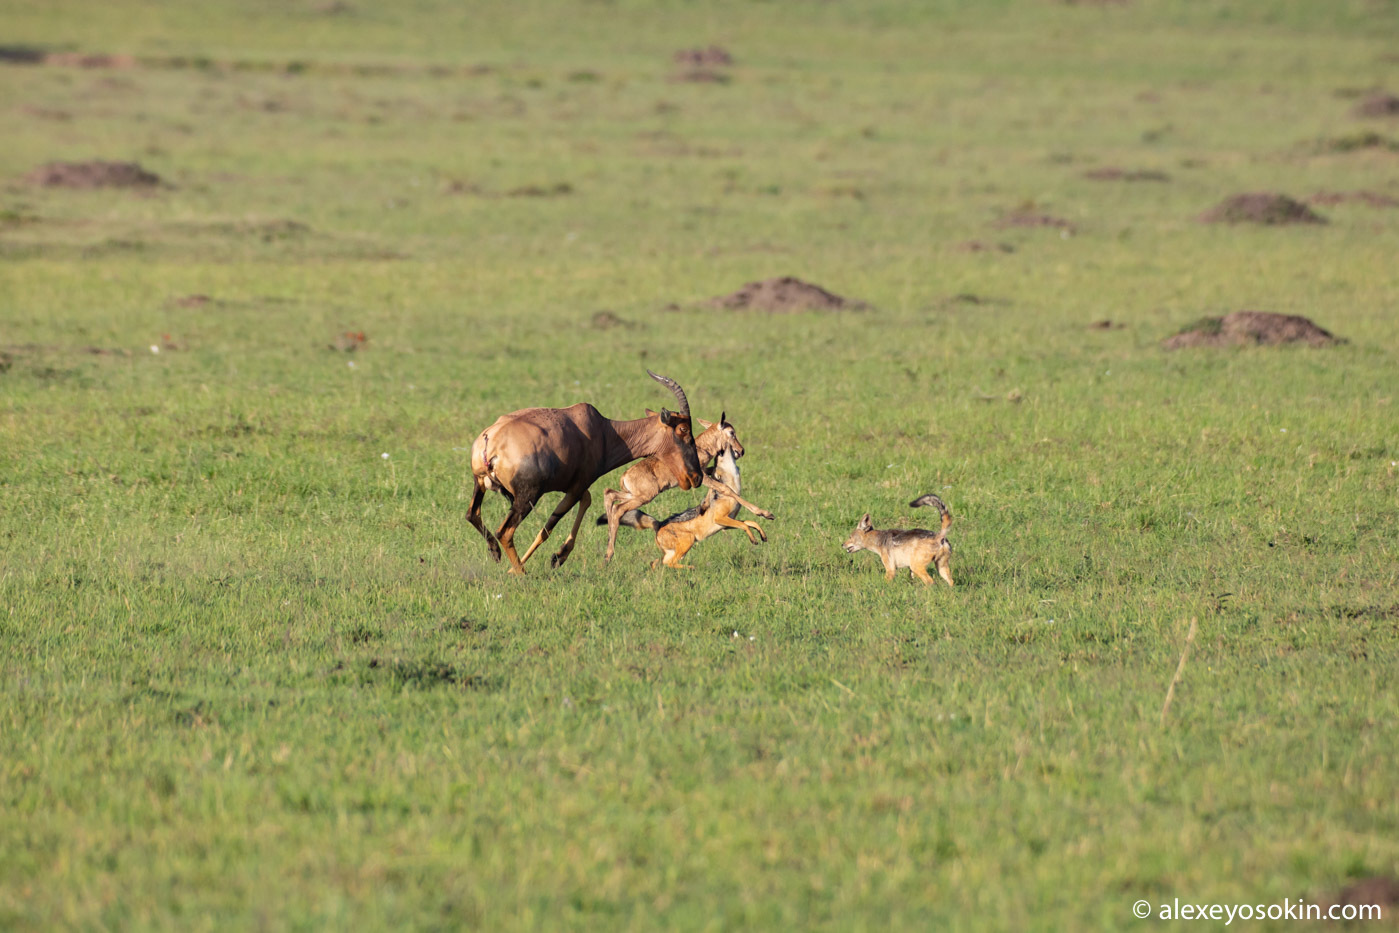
top-left (857, 513), bottom-right (872, 530)
top-left (697, 418), bottom-right (714, 430)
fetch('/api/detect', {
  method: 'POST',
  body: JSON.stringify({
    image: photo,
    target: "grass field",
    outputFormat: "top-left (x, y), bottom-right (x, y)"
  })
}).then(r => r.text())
top-left (2, 1), bottom-right (1398, 928)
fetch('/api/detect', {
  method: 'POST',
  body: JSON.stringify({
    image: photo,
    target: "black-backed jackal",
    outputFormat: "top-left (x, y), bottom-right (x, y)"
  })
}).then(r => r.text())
top-left (842, 494), bottom-right (954, 587)
top-left (608, 444), bottom-right (769, 569)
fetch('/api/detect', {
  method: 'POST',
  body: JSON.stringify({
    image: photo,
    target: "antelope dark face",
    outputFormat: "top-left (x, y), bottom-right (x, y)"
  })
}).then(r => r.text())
top-left (658, 408), bottom-right (704, 490)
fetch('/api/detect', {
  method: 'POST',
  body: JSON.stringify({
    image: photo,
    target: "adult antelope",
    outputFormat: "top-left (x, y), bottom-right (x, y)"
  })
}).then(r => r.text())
top-left (467, 371), bottom-right (704, 575)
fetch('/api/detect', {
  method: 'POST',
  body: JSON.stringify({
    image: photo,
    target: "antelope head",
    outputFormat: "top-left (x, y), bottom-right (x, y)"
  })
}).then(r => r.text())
top-left (697, 411), bottom-right (743, 460)
top-left (647, 370), bottom-right (704, 491)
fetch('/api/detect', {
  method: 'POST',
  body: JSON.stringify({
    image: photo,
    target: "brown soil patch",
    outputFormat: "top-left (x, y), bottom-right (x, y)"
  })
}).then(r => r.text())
top-left (1324, 877), bottom-right (1399, 913)
top-left (1163, 311), bottom-right (1340, 350)
top-left (590, 311), bottom-right (633, 330)
top-left (1199, 193), bottom-right (1325, 225)
top-left (1083, 167), bottom-right (1170, 181)
top-left (1306, 190), bottom-right (1399, 208)
top-left (43, 52), bottom-right (136, 69)
top-left (173, 294), bottom-right (213, 309)
top-left (1089, 319), bottom-right (1125, 330)
top-left (329, 331), bottom-right (368, 352)
top-left (506, 182), bottom-right (573, 198)
top-left (1355, 93), bottom-right (1399, 118)
top-left (26, 160), bottom-right (163, 189)
top-left (954, 240), bottom-right (1015, 253)
top-left (993, 209), bottom-right (1075, 232)
top-left (674, 46), bottom-right (733, 67)
top-left (707, 277), bottom-right (868, 313)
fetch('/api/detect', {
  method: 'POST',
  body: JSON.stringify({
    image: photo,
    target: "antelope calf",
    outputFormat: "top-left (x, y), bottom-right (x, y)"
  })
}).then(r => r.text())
top-left (599, 412), bottom-right (774, 562)
top-left (467, 371), bottom-right (703, 575)
top-left (613, 442), bottom-right (769, 569)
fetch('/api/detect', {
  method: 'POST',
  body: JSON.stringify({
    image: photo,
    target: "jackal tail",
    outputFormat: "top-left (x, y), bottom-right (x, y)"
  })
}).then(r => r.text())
top-left (908, 494), bottom-right (952, 535)
top-left (596, 509), bottom-right (657, 531)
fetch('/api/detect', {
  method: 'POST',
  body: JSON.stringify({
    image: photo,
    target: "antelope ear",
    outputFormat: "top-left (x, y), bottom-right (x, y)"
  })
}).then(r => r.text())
top-left (697, 418), bottom-right (714, 430)
top-left (658, 408), bottom-right (676, 426)
top-left (720, 410), bottom-right (727, 426)
top-left (645, 408), bottom-right (658, 418)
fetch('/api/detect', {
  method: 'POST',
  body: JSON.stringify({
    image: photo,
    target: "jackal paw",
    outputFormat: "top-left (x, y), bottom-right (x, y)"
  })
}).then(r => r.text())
top-left (757, 509), bottom-right (775, 520)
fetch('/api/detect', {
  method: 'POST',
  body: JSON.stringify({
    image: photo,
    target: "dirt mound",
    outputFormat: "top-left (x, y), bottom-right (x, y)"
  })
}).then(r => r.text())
top-left (1163, 311), bottom-right (1340, 349)
top-left (1083, 167), bottom-right (1169, 181)
top-left (26, 160), bottom-right (162, 189)
top-left (1323, 877), bottom-right (1399, 915)
top-left (954, 240), bottom-right (1015, 253)
top-left (43, 52), bottom-right (136, 69)
top-left (1199, 193), bottom-right (1325, 225)
top-left (1355, 93), bottom-right (1399, 118)
top-left (674, 46), bottom-right (733, 67)
top-left (707, 277), bottom-right (868, 313)
top-left (1307, 190), bottom-right (1399, 208)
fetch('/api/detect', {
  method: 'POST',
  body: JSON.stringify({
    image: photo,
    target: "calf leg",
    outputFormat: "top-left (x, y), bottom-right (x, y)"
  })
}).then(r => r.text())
top-left (714, 514), bottom-right (767, 544)
top-left (702, 476), bottom-right (775, 520)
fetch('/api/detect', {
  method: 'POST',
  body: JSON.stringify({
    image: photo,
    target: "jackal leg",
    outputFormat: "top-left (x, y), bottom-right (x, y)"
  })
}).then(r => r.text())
top-left (936, 554), bottom-right (954, 587)
top-left (519, 489), bottom-right (582, 567)
top-left (713, 514), bottom-right (767, 544)
top-left (881, 555), bottom-right (897, 581)
top-left (662, 535), bottom-right (695, 569)
top-left (466, 476), bottom-right (501, 562)
top-left (702, 476), bottom-right (775, 520)
top-left (911, 564), bottom-right (937, 586)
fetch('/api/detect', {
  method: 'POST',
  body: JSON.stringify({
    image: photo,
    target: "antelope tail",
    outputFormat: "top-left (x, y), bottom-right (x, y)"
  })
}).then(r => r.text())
top-left (909, 494), bottom-right (953, 535)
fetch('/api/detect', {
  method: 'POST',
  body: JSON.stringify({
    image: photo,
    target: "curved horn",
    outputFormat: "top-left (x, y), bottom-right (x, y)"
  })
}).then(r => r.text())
top-left (646, 369), bottom-right (690, 416)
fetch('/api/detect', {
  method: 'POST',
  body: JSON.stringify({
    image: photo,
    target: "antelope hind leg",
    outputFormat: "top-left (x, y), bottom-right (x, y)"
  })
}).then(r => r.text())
top-left (519, 490), bottom-right (579, 566)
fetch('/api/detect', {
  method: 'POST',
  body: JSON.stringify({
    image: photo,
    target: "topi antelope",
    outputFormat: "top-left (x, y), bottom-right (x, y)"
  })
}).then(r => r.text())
top-left (598, 412), bottom-right (774, 562)
top-left (467, 370), bottom-right (704, 575)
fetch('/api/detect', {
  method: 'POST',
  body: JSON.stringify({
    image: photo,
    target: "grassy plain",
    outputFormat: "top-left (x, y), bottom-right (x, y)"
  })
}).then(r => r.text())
top-left (2, 1), bottom-right (1398, 928)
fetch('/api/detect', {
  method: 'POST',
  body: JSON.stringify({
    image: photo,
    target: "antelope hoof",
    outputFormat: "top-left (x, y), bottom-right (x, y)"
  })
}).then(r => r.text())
top-left (550, 551), bottom-right (570, 569)
top-left (506, 566), bottom-right (526, 576)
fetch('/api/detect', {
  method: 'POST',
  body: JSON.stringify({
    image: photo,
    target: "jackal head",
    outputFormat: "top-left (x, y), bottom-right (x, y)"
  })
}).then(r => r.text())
top-left (842, 514), bottom-right (876, 553)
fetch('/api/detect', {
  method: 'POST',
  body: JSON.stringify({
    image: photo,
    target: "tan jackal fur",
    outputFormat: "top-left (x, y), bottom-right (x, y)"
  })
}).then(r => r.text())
top-left (613, 444), bottom-right (769, 569)
top-left (842, 494), bottom-right (954, 587)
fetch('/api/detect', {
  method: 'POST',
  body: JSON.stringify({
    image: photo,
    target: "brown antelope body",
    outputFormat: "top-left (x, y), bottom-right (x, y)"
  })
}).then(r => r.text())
top-left (467, 371), bottom-right (703, 575)
top-left (613, 443), bottom-right (769, 569)
top-left (842, 494), bottom-right (955, 587)
top-left (599, 412), bottom-right (774, 562)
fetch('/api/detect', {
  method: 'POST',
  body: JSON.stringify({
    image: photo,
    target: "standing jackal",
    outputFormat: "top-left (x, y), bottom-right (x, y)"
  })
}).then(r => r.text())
top-left (842, 494), bottom-right (954, 587)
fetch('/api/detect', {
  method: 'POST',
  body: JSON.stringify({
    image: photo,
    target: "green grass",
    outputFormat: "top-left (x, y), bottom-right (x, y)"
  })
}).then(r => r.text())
top-left (2, 1), bottom-right (1398, 929)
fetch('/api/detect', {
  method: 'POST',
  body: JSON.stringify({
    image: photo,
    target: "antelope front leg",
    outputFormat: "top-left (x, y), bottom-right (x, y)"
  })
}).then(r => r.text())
top-left (702, 476), bottom-right (775, 520)
top-left (519, 490), bottom-right (580, 566)
top-left (550, 489), bottom-right (591, 569)
top-left (604, 489), bottom-right (646, 563)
